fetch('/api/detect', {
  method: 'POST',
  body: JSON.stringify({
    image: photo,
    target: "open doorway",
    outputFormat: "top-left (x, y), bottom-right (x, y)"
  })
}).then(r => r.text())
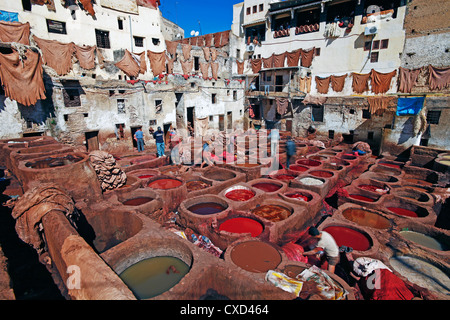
top-left (219, 114), bottom-right (225, 131)
top-left (227, 111), bottom-right (232, 130)
top-left (85, 131), bottom-right (99, 152)
top-left (187, 106), bottom-right (195, 135)
top-left (130, 126), bottom-right (142, 150)
top-left (163, 123), bottom-right (172, 145)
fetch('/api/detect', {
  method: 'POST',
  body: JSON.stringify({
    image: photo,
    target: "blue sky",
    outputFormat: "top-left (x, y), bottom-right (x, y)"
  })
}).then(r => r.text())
top-left (159, 0), bottom-right (243, 37)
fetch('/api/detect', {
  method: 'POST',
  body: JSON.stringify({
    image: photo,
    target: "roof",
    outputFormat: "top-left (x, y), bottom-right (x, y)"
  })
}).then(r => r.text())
top-left (269, 0), bottom-right (320, 12)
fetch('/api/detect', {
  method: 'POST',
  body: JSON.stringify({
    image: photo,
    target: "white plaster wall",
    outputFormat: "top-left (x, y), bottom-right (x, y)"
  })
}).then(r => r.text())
top-left (0, 98), bottom-right (25, 139)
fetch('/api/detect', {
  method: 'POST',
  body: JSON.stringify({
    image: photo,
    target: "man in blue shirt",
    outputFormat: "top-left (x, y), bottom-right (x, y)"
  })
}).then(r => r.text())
top-left (285, 136), bottom-right (296, 169)
top-left (153, 126), bottom-right (165, 157)
top-left (134, 128), bottom-right (144, 152)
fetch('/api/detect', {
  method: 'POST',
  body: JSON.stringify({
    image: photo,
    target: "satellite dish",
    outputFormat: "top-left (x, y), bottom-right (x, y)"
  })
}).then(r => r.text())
top-left (367, 5), bottom-right (380, 14)
top-left (190, 30), bottom-right (195, 36)
top-left (176, 33), bottom-right (181, 38)
top-left (195, 31), bottom-right (199, 36)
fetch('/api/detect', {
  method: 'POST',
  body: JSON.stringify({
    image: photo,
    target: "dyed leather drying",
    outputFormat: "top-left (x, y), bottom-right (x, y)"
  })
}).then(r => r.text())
top-left (263, 55), bottom-right (274, 69)
top-left (134, 51), bottom-right (147, 74)
top-left (286, 49), bottom-right (301, 67)
top-left (74, 45), bottom-right (96, 70)
top-left (204, 34), bottom-right (213, 47)
top-left (315, 76), bottom-right (331, 94)
top-left (34, 36), bottom-right (75, 76)
top-left (367, 96), bottom-right (395, 116)
top-left (181, 43), bottom-right (192, 61)
top-left (202, 47), bottom-right (211, 61)
top-left (330, 74), bottom-right (347, 92)
top-left (273, 52), bottom-right (286, 68)
top-left (351, 72), bottom-right (371, 94)
top-left (78, 0), bottom-right (95, 16)
top-left (251, 58), bottom-right (262, 74)
top-left (211, 62), bottom-right (219, 80)
top-left (196, 35), bottom-right (205, 47)
top-left (0, 21), bottom-right (30, 45)
top-left (214, 32), bottom-right (222, 48)
top-left (237, 60), bottom-right (244, 74)
top-left (147, 50), bottom-right (165, 76)
top-left (0, 47), bottom-right (46, 106)
top-left (210, 47), bottom-right (218, 62)
top-left (166, 55), bottom-right (175, 74)
top-left (136, 0), bottom-right (160, 9)
top-left (302, 94), bottom-right (327, 105)
top-left (428, 65), bottom-right (450, 90)
top-left (165, 40), bottom-right (178, 58)
top-left (398, 67), bottom-right (421, 93)
top-left (300, 47), bottom-right (315, 67)
top-left (299, 76), bottom-right (312, 93)
top-left (200, 62), bottom-right (210, 79)
top-left (219, 31), bottom-right (230, 47)
top-left (114, 49), bottom-right (140, 77)
top-left (370, 69), bottom-right (397, 94)
top-left (276, 98), bottom-right (289, 115)
top-left (181, 59), bottom-right (193, 75)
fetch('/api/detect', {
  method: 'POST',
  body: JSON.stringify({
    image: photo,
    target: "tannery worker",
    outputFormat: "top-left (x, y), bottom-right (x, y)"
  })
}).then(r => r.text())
top-left (303, 226), bottom-right (340, 274)
top-left (153, 126), bottom-right (165, 157)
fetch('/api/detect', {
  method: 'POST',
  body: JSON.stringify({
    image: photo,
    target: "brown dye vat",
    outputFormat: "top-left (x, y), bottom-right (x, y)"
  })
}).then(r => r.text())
top-left (230, 240), bottom-right (282, 273)
top-left (146, 176), bottom-right (187, 213)
top-left (252, 182), bottom-right (282, 192)
top-left (308, 155), bottom-right (328, 161)
top-left (25, 154), bottom-right (84, 169)
top-left (342, 208), bottom-right (391, 230)
top-left (236, 163), bottom-right (260, 168)
top-left (203, 168), bottom-right (236, 181)
top-left (392, 188), bottom-right (433, 206)
top-left (370, 164), bottom-right (402, 176)
top-left (186, 180), bottom-right (210, 192)
top-left (404, 178), bottom-right (433, 187)
top-left (382, 199), bottom-right (430, 219)
top-left (363, 173), bottom-right (399, 184)
top-left (188, 202), bottom-right (227, 215)
top-left (148, 178), bottom-right (183, 189)
top-left (296, 159), bottom-right (321, 167)
top-left (309, 170), bottom-right (334, 178)
top-left (348, 194), bottom-right (379, 203)
top-left (251, 204), bottom-right (292, 222)
top-left (122, 197), bottom-right (154, 206)
top-left (340, 154), bottom-right (357, 161)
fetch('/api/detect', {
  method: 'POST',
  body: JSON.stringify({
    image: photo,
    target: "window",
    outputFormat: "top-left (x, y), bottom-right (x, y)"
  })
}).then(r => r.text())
top-left (315, 48), bottom-right (321, 56)
top-left (368, 131), bottom-right (374, 140)
top-left (134, 36), bottom-right (144, 47)
top-left (117, 99), bottom-right (126, 114)
top-left (372, 40), bottom-right (380, 50)
top-left (236, 49), bottom-right (241, 59)
top-left (259, 4), bottom-right (264, 11)
top-left (22, 0), bottom-right (31, 11)
top-left (328, 130), bottom-right (335, 139)
top-left (209, 115), bottom-right (214, 121)
top-left (426, 110), bottom-right (441, 124)
top-left (47, 20), bottom-right (67, 34)
top-left (212, 94), bottom-right (217, 104)
top-left (63, 89), bottom-right (80, 108)
top-left (95, 29), bottom-right (110, 49)
top-left (362, 109), bottom-right (371, 119)
top-left (155, 100), bottom-right (162, 113)
top-left (152, 38), bottom-right (160, 46)
top-left (364, 41), bottom-right (372, 51)
top-left (312, 105), bottom-right (324, 122)
top-left (149, 120), bottom-right (157, 126)
top-left (381, 39), bottom-right (389, 49)
top-left (233, 90), bottom-right (237, 101)
top-left (118, 18), bottom-right (123, 30)
top-left (194, 56), bottom-right (200, 71)
top-left (247, 7), bottom-right (251, 15)
top-left (253, 5), bottom-right (257, 13)
top-left (370, 52), bottom-right (379, 63)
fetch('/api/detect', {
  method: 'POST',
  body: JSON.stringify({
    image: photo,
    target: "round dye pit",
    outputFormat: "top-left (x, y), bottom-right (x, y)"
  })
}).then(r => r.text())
top-left (285, 192), bottom-right (312, 202)
top-left (404, 178), bottom-right (433, 187)
top-left (309, 170), bottom-right (334, 178)
top-left (147, 178), bottom-right (182, 189)
top-left (296, 159), bottom-right (321, 167)
top-left (236, 163), bottom-right (260, 168)
top-left (342, 208), bottom-right (391, 230)
top-left (274, 174), bottom-right (296, 181)
top-left (188, 202), bottom-right (227, 215)
top-left (230, 241), bottom-right (282, 273)
top-left (219, 217), bottom-right (264, 237)
top-left (122, 197), bottom-right (154, 206)
top-left (379, 162), bottom-right (402, 169)
top-left (298, 177), bottom-right (324, 186)
top-left (386, 207), bottom-right (423, 218)
top-left (389, 255), bottom-right (450, 296)
top-left (119, 256), bottom-right (189, 299)
top-left (252, 182), bottom-right (282, 192)
top-left (251, 204), bottom-right (292, 222)
top-left (289, 165), bottom-right (309, 172)
top-left (186, 180), bottom-right (210, 192)
top-left (323, 226), bottom-right (372, 251)
top-left (341, 154), bottom-right (357, 160)
top-left (358, 184), bottom-right (388, 193)
top-left (399, 231), bottom-right (448, 251)
top-left (349, 194), bottom-right (378, 202)
top-left (225, 188), bottom-right (255, 201)
top-left (25, 154), bottom-right (83, 169)
top-left (138, 174), bottom-right (155, 179)
top-left (203, 169), bottom-right (236, 181)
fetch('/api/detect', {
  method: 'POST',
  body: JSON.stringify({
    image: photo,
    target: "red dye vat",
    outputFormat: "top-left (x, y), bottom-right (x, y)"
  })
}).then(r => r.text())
top-left (147, 178), bottom-right (182, 189)
top-left (275, 174), bottom-right (296, 181)
top-left (225, 189), bottom-right (255, 201)
top-left (289, 165), bottom-right (308, 172)
top-left (122, 197), bottom-right (153, 206)
top-left (219, 217), bottom-right (263, 237)
top-left (358, 185), bottom-right (381, 192)
top-left (138, 174), bottom-right (155, 179)
top-left (188, 202), bottom-right (226, 215)
top-left (323, 226), bottom-right (371, 251)
top-left (349, 194), bottom-right (377, 202)
top-left (252, 182), bottom-right (281, 192)
top-left (380, 163), bottom-right (401, 169)
top-left (310, 170), bottom-right (333, 178)
top-left (285, 193), bottom-right (311, 202)
top-left (387, 207), bottom-right (418, 218)
top-left (296, 159), bottom-right (321, 167)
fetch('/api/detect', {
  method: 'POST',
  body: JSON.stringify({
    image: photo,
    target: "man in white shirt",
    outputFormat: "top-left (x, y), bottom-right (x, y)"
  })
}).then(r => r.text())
top-left (303, 226), bottom-right (340, 273)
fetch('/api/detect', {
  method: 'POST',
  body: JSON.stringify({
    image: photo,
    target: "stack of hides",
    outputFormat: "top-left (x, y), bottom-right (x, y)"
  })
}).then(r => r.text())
top-left (89, 150), bottom-right (127, 191)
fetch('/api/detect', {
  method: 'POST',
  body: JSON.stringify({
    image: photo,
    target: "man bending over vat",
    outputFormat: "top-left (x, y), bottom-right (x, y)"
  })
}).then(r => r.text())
top-left (303, 227), bottom-right (340, 274)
